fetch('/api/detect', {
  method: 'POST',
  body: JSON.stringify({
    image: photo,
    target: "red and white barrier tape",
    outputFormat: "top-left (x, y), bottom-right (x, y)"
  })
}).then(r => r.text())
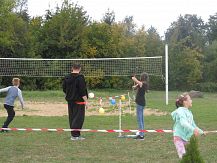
top-left (0, 128), bottom-right (174, 133)
top-left (1, 128), bottom-right (216, 133)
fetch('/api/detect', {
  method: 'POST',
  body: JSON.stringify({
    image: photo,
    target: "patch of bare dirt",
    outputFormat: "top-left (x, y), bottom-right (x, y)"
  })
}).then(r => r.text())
top-left (0, 101), bottom-right (168, 117)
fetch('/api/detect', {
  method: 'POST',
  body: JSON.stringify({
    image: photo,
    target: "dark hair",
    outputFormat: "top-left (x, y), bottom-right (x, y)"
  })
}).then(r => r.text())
top-left (175, 92), bottom-right (189, 108)
top-left (140, 72), bottom-right (149, 91)
top-left (72, 63), bottom-right (81, 71)
top-left (140, 72), bottom-right (149, 82)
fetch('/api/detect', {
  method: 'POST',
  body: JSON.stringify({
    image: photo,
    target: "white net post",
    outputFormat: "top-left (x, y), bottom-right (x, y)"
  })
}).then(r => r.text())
top-left (165, 44), bottom-right (169, 105)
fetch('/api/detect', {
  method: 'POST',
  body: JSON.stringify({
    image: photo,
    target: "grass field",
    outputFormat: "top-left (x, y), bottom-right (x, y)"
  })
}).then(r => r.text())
top-left (0, 90), bottom-right (217, 163)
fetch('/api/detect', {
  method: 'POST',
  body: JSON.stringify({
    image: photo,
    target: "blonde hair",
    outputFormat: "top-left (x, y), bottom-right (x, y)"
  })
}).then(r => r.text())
top-left (12, 78), bottom-right (20, 86)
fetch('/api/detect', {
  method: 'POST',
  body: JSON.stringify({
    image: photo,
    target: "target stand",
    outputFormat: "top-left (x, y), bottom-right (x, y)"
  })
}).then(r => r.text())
top-left (118, 134), bottom-right (137, 138)
top-left (117, 99), bottom-right (137, 138)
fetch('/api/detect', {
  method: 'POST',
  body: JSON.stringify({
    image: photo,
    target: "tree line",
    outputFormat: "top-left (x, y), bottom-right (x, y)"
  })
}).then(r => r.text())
top-left (0, 0), bottom-right (217, 92)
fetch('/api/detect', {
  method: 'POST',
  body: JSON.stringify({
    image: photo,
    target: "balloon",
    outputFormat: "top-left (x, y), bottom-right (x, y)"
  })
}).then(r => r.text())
top-left (99, 107), bottom-right (105, 114)
top-left (121, 95), bottom-right (125, 101)
top-left (88, 92), bottom-right (94, 98)
top-left (111, 99), bottom-right (116, 105)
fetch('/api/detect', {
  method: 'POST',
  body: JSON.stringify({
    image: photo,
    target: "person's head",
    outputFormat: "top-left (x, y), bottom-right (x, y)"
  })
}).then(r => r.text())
top-left (140, 72), bottom-right (149, 82)
top-left (175, 92), bottom-right (192, 108)
top-left (12, 78), bottom-right (20, 87)
top-left (71, 63), bottom-right (81, 73)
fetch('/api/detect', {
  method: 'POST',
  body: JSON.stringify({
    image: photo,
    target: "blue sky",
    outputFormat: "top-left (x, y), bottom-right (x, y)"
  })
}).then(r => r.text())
top-left (28, 0), bottom-right (217, 37)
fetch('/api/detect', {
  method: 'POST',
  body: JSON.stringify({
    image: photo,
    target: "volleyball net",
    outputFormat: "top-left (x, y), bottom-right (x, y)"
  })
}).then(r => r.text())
top-left (0, 56), bottom-right (163, 77)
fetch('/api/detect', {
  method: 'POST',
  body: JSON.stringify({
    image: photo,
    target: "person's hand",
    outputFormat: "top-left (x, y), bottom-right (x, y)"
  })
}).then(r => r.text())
top-left (131, 73), bottom-right (136, 79)
top-left (132, 84), bottom-right (138, 89)
top-left (194, 128), bottom-right (199, 136)
top-left (132, 85), bottom-right (137, 88)
top-left (203, 131), bottom-right (208, 135)
top-left (200, 131), bottom-right (208, 137)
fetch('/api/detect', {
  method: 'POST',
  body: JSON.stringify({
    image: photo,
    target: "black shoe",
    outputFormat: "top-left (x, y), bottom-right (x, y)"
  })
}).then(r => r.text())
top-left (0, 128), bottom-right (9, 133)
top-left (0, 129), bottom-right (8, 133)
top-left (134, 135), bottom-right (144, 140)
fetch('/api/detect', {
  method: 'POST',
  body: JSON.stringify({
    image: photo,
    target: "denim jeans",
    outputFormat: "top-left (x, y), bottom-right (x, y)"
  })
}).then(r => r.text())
top-left (136, 104), bottom-right (145, 136)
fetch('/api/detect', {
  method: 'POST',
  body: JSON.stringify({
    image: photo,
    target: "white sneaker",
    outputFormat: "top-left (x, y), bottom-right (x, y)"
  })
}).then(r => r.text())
top-left (70, 136), bottom-right (85, 141)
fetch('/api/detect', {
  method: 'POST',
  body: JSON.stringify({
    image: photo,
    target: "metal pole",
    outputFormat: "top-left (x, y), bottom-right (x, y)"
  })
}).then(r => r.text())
top-left (128, 92), bottom-right (131, 114)
top-left (165, 44), bottom-right (169, 105)
top-left (118, 99), bottom-right (122, 137)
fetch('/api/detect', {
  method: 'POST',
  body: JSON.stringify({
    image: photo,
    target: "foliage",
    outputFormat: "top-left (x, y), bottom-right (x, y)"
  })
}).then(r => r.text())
top-left (202, 40), bottom-right (217, 82)
top-left (0, 0), bottom-right (34, 58)
top-left (192, 82), bottom-right (217, 92)
top-left (164, 14), bottom-right (210, 90)
top-left (180, 135), bottom-right (204, 163)
top-left (86, 22), bottom-right (120, 58)
top-left (168, 43), bottom-right (203, 90)
top-left (1, 1), bottom-right (217, 91)
top-left (165, 14), bottom-right (206, 51)
top-left (206, 13), bottom-right (217, 43)
top-left (144, 27), bottom-right (164, 57)
top-left (39, 0), bottom-right (89, 59)
top-left (102, 9), bottom-right (115, 25)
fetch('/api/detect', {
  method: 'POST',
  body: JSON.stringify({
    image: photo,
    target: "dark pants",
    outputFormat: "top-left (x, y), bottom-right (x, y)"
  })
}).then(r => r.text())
top-left (2, 104), bottom-right (15, 128)
top-left (68, 101), bottom-right (85, 137)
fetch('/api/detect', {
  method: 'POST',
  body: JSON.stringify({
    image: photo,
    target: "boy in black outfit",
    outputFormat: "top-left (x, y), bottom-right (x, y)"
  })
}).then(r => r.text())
top-left (63, 64), bottom-right (88, 140)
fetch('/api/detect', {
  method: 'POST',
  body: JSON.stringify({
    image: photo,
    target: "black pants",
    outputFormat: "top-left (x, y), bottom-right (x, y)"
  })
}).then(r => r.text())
top-left (68, 102), bottom-right (85, 137)
top-left (2, 104), bottom-right (15, 128)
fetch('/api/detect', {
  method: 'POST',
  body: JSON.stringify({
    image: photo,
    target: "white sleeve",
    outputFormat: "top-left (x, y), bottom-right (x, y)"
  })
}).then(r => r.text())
top-left (18, 89), bottom-right (24, 108)
top-left (0, 86), bottom-right (11, 93)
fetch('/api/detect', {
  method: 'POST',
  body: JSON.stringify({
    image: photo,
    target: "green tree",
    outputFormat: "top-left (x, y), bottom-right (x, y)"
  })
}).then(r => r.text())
top-left (28, 16), bottom-right (43, 57)
top-left (180, 135), bottom-right (204, 163)
top-left (169, 43), bottom-right (203, 89)
top-left (165, 14), bottom-right (206, 90)
top-left (206, 13), bottom-right (217, 43)
top-left (40, 0), bottom-right (89, 59)
top-left (122, 16), bottom-right (136, 36)
top-left (14, 0), bottom-right (30, 22)
top-left (165, 14), bottom-right (206, 51)
top-left (102, 9), bottom-right (115, 25)
top-left (0, 0), bottom-right (16, 57)
top-left (144, 26), bottom-right (164, 57)
top-left (86, 22), bottom-right (122, 58)
top-left (0, 0), bottom-right (35, 58)
top-left (203, 40), bottom-right (217, 82)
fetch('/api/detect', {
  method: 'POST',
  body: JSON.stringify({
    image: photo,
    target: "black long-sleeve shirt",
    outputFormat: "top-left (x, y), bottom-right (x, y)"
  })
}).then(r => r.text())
top-left (135, 82), bottom-right (148, 106)
top-left (62, 73), bottom-right (88, 102)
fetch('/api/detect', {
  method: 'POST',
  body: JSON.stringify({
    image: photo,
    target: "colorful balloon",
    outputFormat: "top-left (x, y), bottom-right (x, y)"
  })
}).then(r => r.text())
top-left (111, 99), bottom-right (116, 105)
top-left (99, 107), bottom-right (105, 114)
top-left (88, 92), bottom-right (94, 98)
top-left (121, 95), bottom-right (125, 101)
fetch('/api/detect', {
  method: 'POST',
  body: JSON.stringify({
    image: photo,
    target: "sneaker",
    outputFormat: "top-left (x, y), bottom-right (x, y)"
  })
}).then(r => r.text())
top-left (0, 130), bottom-right (8, 133)
top-left (134, 135), bottom-right (144, 140)
top-left (0, 128), bottom-right (9, 133)
top-left (70, 136), bottom-right (85, 141)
